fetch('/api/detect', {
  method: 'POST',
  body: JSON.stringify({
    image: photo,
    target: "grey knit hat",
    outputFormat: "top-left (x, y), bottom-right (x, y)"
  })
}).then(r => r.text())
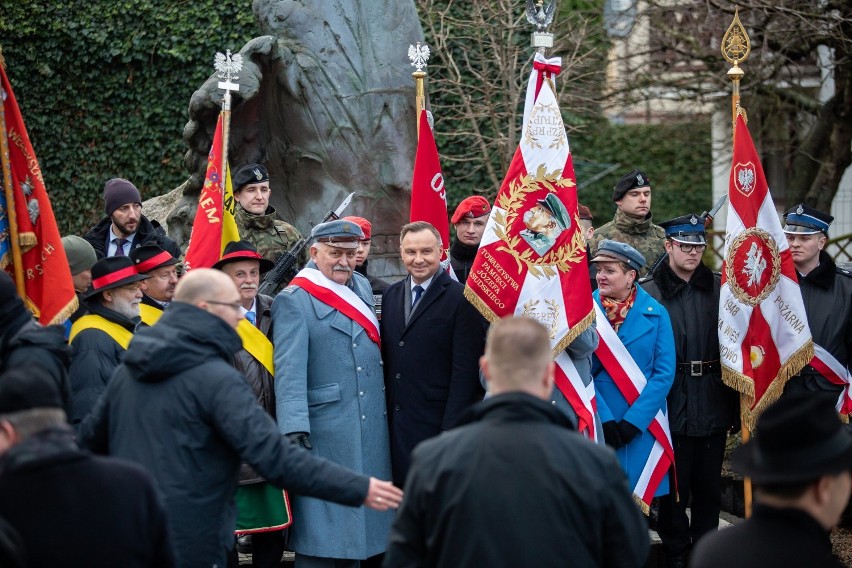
top-left (61, 235), bottom-right (98, 275)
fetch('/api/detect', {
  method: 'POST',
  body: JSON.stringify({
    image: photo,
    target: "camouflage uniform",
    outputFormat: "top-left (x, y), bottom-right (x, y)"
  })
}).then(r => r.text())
top-left (235, 206), bottom-right (308, 295)
top-left (589, 208), bottom-right (666, 277)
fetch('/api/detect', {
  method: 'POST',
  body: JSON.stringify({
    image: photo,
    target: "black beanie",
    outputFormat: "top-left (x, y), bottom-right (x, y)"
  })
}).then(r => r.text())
top-left (103, 178), bottom-right (142, 216)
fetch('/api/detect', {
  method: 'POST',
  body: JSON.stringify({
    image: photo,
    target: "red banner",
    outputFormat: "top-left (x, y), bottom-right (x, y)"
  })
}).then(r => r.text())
top-left (1, 62), bottom-right (77, 324)
top-left (718, 112), bottom-right (813, 429)
top-left (409, 111), bottom-right (451, 267)
top-left (183, 112), bottom-right (239, 271)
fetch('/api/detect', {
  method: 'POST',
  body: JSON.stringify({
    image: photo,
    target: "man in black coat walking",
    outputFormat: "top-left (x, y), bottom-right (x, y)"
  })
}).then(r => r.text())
top-left (692, 393), bottom-right (851, 568)
top-left (384, 317), bottom-right (649, 568)
top-left (641, 214), bottom-right (739, 567)
top-left (80, 269), bottom-right (401, 568)
top-left (381, 221), bottom-right (487, 485)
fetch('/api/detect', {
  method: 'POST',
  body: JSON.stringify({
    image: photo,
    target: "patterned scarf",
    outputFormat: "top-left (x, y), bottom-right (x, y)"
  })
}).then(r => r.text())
top-left (600, 285), bottom-right (637, 332)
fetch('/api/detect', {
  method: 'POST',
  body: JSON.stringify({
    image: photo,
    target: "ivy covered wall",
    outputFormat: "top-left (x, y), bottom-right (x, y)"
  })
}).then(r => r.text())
top-left (1, 1), bottom-right (254, 235)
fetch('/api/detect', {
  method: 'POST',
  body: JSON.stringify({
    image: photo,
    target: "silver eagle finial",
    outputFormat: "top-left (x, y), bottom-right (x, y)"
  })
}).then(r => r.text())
top-left (526, 0), bottom-right (556, 32)
top-left (408, 42), bottom-right (431, 72)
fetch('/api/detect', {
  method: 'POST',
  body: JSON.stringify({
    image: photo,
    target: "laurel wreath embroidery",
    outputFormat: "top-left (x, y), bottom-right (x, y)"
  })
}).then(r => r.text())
top-left (724, 227), bottom-right (781, 307)
top-left (493, 164), bottom-right (584, 278)
top-left (524, 102), bottom-right (567, 150)
top-left (521, 298), bottom-right (561, 339)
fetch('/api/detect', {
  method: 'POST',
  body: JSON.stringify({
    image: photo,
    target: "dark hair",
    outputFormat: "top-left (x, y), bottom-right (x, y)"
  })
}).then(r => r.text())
top-left (400, 221), bottom-right (442, 246)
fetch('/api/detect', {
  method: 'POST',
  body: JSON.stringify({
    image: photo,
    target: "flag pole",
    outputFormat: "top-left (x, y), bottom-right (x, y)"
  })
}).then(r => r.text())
top-left (722, 7), bottom-right (751, 139)
top-left (215, 49), bottom-right (241, 192)
top-left (0, 48), bottom-right (26, 297)
top-left (409, 42), bottom-right (430, 138)
top-left (722, 6), bottom-right (752, 518)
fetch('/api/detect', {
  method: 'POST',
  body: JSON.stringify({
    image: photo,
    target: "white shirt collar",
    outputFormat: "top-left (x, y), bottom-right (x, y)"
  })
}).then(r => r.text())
top-left (410, 274), bottom-right (435, 292)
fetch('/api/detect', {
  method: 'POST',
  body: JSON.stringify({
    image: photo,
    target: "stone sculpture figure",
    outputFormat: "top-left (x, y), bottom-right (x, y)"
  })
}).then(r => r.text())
top-left (165, 0), bottom-right (424, 279)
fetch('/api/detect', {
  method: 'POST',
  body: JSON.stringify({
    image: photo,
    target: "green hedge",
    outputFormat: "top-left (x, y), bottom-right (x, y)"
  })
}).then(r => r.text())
top-left (571, 118), bottom-right (713, 225)
top-left (1, 1), bottom-right (254, 235)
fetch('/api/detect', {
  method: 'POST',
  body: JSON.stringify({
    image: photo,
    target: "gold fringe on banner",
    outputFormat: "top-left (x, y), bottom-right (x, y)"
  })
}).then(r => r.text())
top-left (552, 308), bottom-right (595, 356)
top-left (633, 494), bottom-right (650, 516)
top-left (724, 340), bottom-right (815, 431)
top-left (463, 286), bottom-right (500, 324)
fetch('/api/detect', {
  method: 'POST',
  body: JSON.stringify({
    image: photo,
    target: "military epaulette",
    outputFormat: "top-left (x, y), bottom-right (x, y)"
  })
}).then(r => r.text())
top-left (837, 266), bottom-right (852, 278)
top-left (638, 275), bottom-right (655, 285)
top-left (282, 284), bottom-right (298, 294)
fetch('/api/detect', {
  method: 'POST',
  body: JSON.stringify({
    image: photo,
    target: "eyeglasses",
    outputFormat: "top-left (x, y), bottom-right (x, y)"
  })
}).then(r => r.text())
top-left (675, 243), bottom-right (706, 253)
top-left (205, 299), bottom-right (243, 312)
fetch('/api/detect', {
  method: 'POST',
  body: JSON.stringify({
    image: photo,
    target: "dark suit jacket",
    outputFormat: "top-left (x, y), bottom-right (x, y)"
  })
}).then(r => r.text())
top-left (381, 269), bottom-right (486, 484)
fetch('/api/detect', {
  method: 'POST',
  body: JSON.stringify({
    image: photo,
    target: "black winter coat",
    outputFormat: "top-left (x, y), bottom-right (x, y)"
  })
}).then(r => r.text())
top-left (83, 214), bottom-right (182, 259)
top-left (79, 302), bottom-right (369, 568)
top-left (692, 505), bottom-right (843, 568)
top-left (0, 427), bottom-right (173, 568)
top-left (0, 316), bottom-right (70, 411)
top-left (784, 252), bottom-right (852, 396)
top-left (68, 301), bottom-right (140, 428)
top-left (381, 270), bottom-right (487, 485)
top-left (641, 262), bottom-right (738, 436)
top-left (384, 393), bottom-right (650, 568)
top-left (449, 239), bottom-right (477, 283)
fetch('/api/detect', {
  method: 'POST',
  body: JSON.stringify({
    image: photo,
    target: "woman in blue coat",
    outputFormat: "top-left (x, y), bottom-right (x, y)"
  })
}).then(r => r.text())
top-left (590, 240), bottom-right (676, 501)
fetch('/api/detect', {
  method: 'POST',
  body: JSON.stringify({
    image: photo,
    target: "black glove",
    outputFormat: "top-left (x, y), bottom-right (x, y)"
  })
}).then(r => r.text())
top-left (617, 420), bottom-right (641, 445)
top-left (287, 432), bottom-right (312, 450)
top-left (602, 421), bottom-right (623, 449)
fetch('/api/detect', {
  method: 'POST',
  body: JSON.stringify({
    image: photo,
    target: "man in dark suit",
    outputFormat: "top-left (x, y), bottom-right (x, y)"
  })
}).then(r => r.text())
top-left (381, 221), bottom-right (487, 485)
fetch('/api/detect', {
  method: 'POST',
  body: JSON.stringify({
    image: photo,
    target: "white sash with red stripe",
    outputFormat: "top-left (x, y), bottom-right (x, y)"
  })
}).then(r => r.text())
top-left (593, 303), bottom-right (675, 511)
top-left (810, 344), bottom-right (852, 414)
top-left (289, 268), bottom-right (380, 347)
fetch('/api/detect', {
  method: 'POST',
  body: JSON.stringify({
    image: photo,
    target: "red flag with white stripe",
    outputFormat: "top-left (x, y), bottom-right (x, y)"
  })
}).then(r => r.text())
top-left (719, 112), bottom-right (814, 429)
top-left (464, 54), bottom-right (596, 438)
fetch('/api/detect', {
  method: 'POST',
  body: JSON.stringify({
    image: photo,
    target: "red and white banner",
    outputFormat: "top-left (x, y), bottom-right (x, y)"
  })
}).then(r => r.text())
top-left (719, 112), bottom-right (813, 429)
top-left (409, 111), bottom-right (454, 277)
top-left (593, 303), bottom-right (674, 510)
top-left (290, 267), bottom-right (380, 347)
top-left (464, 53), bottom-right (596, 438)
top-left (810, 345), bottom-right (852, 415)
top-left (1, 61), bottom-right (77, 324)
top-left (183, 112), bottom-right (240, 271)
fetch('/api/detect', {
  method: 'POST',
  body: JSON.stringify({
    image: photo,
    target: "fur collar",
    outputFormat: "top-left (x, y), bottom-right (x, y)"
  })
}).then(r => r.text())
top-left (651, 259), bottom-right (715, 299)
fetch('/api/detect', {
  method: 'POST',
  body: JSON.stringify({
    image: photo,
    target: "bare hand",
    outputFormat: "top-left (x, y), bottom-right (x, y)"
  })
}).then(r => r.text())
top-left (364, 477), bottom-right (403, 511)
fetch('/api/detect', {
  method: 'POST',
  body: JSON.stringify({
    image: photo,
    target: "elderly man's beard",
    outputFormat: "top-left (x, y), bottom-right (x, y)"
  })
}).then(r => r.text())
top-left (110, 294), bottom-right (140, 319)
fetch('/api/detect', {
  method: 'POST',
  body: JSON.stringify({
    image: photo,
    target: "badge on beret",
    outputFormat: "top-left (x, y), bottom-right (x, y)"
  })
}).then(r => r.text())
top-left (253, 168), bottom-right (263, 181)
top-left (636, 173), bottom-right (645, 186)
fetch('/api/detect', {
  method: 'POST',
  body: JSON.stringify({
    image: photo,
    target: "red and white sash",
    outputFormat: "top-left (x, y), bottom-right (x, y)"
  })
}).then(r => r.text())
top-left (554, 352), bottom-right (598, 442)
top-left (289, 268), bottom-right (381, 347)
top-left (593, 303), bottom-right (675, 511)
top-left (810, 344), bottom-right (852, 414)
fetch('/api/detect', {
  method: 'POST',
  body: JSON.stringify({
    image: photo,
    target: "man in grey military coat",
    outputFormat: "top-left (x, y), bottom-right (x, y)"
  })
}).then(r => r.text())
top-left (272, 219), bottom-right (394, 568)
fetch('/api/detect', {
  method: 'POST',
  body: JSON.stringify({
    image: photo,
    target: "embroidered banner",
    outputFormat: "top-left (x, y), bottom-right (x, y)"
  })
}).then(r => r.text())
top-left (464, 53), bottom-right (596, 438)
top-left (718, 111), bottom-right (813, 429)
top-left (1, 61), bottom-right (77, 324)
